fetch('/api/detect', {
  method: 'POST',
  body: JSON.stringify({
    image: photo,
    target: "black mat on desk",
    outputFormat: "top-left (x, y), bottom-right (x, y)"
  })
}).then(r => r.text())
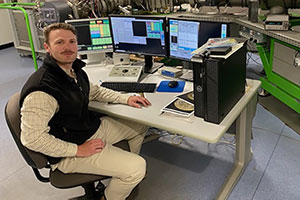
top-left (258, 95), bottom-right (300, 135)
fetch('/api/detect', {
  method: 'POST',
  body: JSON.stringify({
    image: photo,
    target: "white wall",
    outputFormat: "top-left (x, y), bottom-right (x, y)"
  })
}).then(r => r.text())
top-left (0, 9), bottom-right (13, 46)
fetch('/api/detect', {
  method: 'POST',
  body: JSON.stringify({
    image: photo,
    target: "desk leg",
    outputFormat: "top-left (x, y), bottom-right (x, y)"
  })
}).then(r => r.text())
top-left (216, 97), bottom-right (255, 200)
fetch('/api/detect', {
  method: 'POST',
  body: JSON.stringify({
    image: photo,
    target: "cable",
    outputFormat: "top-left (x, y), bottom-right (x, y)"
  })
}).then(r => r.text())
top-left (246, 51), bottom-right (264, 77)
top-left (246, 52), bottom-right (251, 66)
top-left (226, 0), bottom-right (231, 7)
top-left (149, 128), bottom-right (186, 146)
top-left (262, 0), bottom-right (270, 9)
top-left (248, 53), bottom-right (263, 66)
top-left (208, 134), bottom-right (236, 150)
top-left (282, 0), bottom-right (287, 9)
top-left (293, 50), bottom-right (300, 67)
top-left (170, 134), bottom-right (185, 146)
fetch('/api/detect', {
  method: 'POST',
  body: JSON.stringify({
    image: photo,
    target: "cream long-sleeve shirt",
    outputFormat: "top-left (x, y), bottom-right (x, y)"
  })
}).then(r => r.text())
top-left (20, 82), bottom-right (130, 158)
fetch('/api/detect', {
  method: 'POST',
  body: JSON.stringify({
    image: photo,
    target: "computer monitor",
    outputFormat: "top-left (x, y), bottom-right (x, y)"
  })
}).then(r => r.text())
top-left (168, 18), bottom-right (230, 60)
top-left (109, 15), bottom-right (167, 72)
top-left (65, 17), bottom-right (113, 64)
top-left (109, 15), bottom-right (167, 56)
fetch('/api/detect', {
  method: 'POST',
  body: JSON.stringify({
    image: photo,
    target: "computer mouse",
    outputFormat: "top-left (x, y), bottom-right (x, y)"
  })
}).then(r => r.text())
top-left (168, 81), bottom-right (178, 88)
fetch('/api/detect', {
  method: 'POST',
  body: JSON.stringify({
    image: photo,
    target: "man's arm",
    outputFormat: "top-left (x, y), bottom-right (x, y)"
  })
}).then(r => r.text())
top-left (89, 82), bottom-right (130, 104)
top-left (20, 91), bottom-right (78, 157)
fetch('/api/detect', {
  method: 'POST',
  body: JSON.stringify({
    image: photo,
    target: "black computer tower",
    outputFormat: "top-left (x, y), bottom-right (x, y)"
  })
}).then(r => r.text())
top-left (193, 42), bottom-right (247, 124)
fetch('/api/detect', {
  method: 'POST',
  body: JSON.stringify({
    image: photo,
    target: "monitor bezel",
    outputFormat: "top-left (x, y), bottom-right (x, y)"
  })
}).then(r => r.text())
top-left (167, 17), bottom-right (231, 61)
top-left (109, 14), bottom-right (168, 57)
top-left (65, 17), bottom-right (113, 54)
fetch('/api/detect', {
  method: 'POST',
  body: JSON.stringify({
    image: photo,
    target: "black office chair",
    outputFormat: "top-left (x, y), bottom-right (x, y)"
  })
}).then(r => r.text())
top-left (4, 92), bottom-right (129, 200)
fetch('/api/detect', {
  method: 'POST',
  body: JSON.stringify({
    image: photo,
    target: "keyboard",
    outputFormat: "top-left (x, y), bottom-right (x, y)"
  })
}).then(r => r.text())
top-left (101, 82), bottom-right (157, 93)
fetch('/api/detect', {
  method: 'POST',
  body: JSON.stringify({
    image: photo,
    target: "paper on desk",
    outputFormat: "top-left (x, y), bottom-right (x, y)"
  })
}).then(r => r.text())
top-left (161, 97), bottom-right (194, 118)
top-left (180, 70), bottom-right (193, 81)
top-left (192, 38), bottom-right (237, 55)
top-left (191, 38), bottom-right (243, 62)
top-left (160, 111), bottom-right (195, 123)
top-left (177, 91), bottom-right (194, 105)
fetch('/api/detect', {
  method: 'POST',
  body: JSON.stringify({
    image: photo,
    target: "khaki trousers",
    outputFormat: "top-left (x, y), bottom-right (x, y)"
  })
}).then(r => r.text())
top-left (56, 116), bottom-right (148, 200)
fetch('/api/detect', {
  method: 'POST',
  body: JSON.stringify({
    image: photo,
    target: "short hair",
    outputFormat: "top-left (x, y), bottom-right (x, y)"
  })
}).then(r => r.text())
top-left (43, 23), bottom-right (77, 45)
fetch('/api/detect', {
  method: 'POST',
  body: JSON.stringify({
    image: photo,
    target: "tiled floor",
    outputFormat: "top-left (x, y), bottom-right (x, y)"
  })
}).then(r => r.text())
top-left (1, 47), bottom-right (300, 200)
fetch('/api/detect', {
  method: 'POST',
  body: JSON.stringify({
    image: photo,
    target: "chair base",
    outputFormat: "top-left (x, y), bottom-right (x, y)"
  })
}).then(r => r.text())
top-left (69, 182), bottom-right (105, 200)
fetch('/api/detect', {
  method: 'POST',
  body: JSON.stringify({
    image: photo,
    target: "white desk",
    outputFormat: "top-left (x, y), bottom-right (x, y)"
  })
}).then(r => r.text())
top-left (84, 65), bottom-right (261, 200)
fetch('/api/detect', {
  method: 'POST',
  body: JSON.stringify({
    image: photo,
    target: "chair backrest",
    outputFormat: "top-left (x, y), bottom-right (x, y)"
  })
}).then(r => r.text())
top-left (4, 92), bottom-right (48, 169)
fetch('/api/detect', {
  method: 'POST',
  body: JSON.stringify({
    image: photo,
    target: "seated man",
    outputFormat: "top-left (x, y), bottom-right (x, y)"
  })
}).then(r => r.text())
top-left (20, 23), bottom-right (151, 200)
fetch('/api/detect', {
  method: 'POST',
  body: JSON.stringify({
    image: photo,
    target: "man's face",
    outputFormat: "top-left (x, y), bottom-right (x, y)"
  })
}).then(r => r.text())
top-left (44, 29), bottom-right (78, 66)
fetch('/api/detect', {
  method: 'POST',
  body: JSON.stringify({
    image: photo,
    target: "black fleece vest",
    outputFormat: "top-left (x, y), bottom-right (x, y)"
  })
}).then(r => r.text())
top-left (20, 54), bottom-right (101, 164)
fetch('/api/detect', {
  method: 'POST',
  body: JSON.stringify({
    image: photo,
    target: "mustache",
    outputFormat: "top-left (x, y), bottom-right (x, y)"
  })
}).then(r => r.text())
top-left (61, 51), bottom-right (75, 54)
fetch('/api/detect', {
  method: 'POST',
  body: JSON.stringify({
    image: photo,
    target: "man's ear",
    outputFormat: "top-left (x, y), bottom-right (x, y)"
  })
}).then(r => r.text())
top-left (44, 43), bottom-right (50, 53)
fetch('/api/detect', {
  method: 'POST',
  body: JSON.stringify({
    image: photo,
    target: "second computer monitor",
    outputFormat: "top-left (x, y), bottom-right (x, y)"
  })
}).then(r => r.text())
top-left (65, 17), bottom-right (113, 53)
top-left (109, 15), bottom-right (167, 56)
top-left (65, 17), bottom-right (113, 64)
top-left (169, 18), bottom-right (230, 60)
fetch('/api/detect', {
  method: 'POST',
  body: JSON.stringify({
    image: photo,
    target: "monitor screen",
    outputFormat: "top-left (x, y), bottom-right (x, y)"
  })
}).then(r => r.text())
top-left (109, 15), bottom-right (167, 56)
top-left (65, 18), bottom-right (113, 54)
top-left (169, 18), bottom-right (229, 60)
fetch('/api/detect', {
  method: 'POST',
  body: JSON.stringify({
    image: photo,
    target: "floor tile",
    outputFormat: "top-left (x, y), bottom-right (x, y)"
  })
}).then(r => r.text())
top-left (0, 167), bottom-right (83, 200)
top-left (137, 137), bottom-right (235, 200)
top-left (253, 104), bottom-right (285, 135)
top-left (253, 136), bottom-right (300, 200)
top-left (0, 48), bottom-right (37, 84)
top-left (229, 127), bottom-right (280, 200)
top-left (281, 125), bottom-right (300, 142)
top-left (0, 75), bottom-right (30, 102)
top-left (0, 127), bottom-right (26, 181)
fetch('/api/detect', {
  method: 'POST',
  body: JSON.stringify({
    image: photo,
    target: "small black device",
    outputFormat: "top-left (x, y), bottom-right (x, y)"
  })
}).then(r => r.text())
top-left (208, 46), bottom-right (232, 55)
top-left (168, 81), bottom-right (178, 88)
top-left (100, 82), bottom-right (157, 93)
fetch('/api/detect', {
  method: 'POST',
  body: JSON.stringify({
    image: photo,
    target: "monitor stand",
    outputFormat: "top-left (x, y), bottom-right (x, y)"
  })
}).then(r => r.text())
top-left (113, 53), bottom-right (130, 65)
top-left (144, 55), bottom-right (153, 73)
top-left (144, 55), bottom-right (164, 74)
top-left (84, 52), bottom-right (107, 65)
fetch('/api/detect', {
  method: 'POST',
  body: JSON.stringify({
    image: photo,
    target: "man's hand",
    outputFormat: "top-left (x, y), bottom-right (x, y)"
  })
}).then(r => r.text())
top-left (127, 95), bottom-right (151, 108)
top-left (76, 139), bottom-right (105, 157)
